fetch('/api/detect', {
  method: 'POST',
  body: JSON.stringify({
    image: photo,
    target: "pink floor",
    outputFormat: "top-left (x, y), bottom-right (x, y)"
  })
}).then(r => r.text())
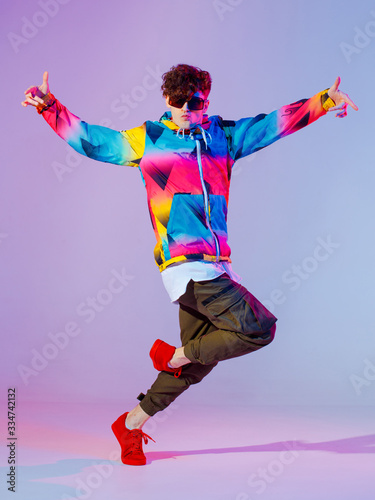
top-left (2, 401), bottom-right (373, 500)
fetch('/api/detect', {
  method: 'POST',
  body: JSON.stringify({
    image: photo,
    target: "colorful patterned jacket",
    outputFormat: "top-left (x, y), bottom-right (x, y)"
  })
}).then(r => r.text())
top-left (40, 90), bottom-right (335, 271)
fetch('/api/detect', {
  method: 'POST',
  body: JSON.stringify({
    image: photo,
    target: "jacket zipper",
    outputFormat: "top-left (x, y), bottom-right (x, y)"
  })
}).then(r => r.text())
top-left (196, 139), bottom-right (220, 260)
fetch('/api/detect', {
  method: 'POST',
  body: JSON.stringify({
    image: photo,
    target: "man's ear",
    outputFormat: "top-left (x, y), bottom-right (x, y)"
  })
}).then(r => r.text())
top-left (204, 99), bottom-right (210, 112)
top-left (165, 96), bottom-right (171, 109)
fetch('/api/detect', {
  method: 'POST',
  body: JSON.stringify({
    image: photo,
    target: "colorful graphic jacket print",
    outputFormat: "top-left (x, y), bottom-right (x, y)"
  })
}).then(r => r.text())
top-left (41, 90), bottom-right (334, 271)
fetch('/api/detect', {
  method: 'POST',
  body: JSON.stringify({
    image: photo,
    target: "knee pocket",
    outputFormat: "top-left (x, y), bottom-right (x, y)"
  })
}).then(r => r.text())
top-left (237, 322), bottom-right (276, 347)
top-left (201, 286), bottom-right (277, 335)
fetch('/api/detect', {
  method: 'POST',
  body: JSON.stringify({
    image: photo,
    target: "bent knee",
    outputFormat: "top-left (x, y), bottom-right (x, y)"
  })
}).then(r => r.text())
top-left (263, 323), bottom-right (276, 344)
top-left (250, 323), bottom-right (276, 346)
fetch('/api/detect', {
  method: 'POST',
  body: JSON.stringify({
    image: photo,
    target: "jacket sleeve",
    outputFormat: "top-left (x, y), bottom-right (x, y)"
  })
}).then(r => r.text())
top-left (39, 93), bottom-right (145, 167)
top-left (222, 89), bottom-right (336, 161)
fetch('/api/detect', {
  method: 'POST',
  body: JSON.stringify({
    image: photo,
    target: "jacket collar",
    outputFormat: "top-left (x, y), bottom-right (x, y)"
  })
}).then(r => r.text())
top-left (159, 111), bottom-right (211, 132)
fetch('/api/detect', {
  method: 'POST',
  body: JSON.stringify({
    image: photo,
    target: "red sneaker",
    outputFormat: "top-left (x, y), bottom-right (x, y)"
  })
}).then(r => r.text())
top-left (149, 339), bottom-right (182, 378)
top-left (111, 412), bottom-right (155, 466)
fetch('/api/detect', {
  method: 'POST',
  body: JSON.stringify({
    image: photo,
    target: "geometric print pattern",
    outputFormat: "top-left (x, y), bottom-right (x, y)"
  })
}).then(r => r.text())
top-left (41, 90), bottom-right (333, 270)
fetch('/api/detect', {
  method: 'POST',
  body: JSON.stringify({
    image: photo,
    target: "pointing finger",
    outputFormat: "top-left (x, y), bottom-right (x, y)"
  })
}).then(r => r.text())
top-left (342, 93), bottom-right (358, 111)
top-left (331, 76), bottom-right (341, 92)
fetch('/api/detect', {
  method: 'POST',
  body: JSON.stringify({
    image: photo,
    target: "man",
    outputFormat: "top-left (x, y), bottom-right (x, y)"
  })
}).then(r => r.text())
top-left (22, 64), bottom-right (357, 466)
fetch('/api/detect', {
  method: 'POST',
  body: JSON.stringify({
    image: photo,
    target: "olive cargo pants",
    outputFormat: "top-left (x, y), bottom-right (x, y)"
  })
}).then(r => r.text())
top-left (139, 274), bottom-right (277, 417)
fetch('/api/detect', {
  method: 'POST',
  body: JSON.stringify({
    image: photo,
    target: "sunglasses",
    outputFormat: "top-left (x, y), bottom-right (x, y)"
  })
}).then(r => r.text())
top-left (169, 96), bottom-right (206, 111)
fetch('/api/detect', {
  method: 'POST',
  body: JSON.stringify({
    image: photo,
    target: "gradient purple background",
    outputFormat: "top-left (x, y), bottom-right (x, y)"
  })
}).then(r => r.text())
top-left (1, 0), bottom-right (374, 412)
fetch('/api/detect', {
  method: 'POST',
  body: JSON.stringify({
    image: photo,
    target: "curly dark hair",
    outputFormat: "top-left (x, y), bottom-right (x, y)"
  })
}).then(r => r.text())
top-left (161, 64), bottom-right (212, 101)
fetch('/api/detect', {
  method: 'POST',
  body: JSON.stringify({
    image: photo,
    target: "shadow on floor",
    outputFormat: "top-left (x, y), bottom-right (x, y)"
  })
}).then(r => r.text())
top-left (146, 433), bottom-right (375, 463)
top-left (3, 434), bottom-right (374, 498)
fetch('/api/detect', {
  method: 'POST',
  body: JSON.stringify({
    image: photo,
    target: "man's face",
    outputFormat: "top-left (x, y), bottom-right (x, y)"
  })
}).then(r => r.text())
top-left (166, 90), bottom-right (209, 130)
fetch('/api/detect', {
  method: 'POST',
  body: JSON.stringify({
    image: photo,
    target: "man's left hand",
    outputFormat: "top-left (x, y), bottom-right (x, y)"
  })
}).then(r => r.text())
top-left (328, 76), bottom-right (358, 118)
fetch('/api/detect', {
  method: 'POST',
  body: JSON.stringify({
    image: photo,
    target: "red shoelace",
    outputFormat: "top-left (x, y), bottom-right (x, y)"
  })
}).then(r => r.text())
top-left (127, 428), bottom-right (155, 455)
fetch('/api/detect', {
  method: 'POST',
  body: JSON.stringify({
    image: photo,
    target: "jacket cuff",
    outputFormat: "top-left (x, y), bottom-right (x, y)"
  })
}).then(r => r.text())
top-left (321, 89), bottom-right (336, 112)
top-left (36, 93), bottom-right (56, 114)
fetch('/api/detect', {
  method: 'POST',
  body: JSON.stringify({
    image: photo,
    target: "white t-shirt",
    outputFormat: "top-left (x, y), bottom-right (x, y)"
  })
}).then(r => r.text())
top-left (161, 260), bottom-right (242, 303)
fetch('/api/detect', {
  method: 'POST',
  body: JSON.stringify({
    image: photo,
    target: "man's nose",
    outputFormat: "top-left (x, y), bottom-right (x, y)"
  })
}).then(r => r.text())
top-left (181, 101), bottom-right (189, 111)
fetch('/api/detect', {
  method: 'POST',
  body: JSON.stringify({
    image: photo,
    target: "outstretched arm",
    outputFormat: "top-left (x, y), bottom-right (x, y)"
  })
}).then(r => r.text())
top-left (21, 71), bottom-right (145, 167)
top-left (222, 76), bottom-right (358, 161)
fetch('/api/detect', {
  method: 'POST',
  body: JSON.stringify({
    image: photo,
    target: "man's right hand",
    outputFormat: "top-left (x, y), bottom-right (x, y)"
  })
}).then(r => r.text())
top-left (21, 71), bottom-right (50, 109)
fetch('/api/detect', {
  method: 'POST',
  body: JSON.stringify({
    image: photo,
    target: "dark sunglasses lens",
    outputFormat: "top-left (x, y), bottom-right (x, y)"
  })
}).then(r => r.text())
top-left (169, 96), bottom-right (205, 110)
top-left (187, 97), bottom-right (204, 110)
top-left (169, 97), bottom-right (185, 108)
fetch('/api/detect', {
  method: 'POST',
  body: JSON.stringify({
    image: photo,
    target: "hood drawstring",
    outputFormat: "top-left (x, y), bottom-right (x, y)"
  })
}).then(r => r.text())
top-left (196, 125), bottom-right (212, 149)
top-left (175, 125), bottom-right (220, 261)
top-left (176, 128), bottom-right (186, 140)
top-left (176, 126), bottom-right (212, 150)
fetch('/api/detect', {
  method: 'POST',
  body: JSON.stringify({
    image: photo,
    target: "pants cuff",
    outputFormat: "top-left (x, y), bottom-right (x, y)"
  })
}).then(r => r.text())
top-left (182, 341), bottom-right (198, 363)
top-left (139, 397), bottom-right (164, 417)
